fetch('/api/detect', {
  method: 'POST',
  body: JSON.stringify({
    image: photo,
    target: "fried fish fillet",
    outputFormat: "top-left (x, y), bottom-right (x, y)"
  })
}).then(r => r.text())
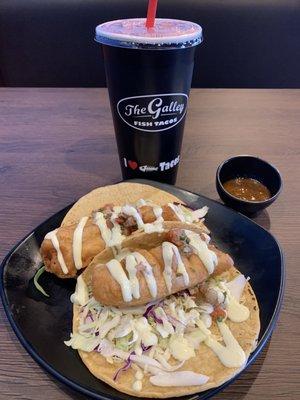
top-left (92, 229), bottom-right (233, 307)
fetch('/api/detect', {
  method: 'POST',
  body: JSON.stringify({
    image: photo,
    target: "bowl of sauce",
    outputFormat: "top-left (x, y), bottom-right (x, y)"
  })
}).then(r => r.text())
top-left (216, 155), bottom-right (282, 215)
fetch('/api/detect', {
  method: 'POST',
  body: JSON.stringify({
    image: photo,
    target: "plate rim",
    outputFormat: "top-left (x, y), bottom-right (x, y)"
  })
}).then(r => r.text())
top-left (0, 180), bottom-right (285, 400)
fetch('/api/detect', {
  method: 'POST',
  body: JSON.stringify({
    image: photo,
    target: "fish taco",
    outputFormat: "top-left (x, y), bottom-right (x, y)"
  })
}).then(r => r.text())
top-left (40, 183), bottom-right (210, 278)
top-left (65, 227), bottom-right (260, 397)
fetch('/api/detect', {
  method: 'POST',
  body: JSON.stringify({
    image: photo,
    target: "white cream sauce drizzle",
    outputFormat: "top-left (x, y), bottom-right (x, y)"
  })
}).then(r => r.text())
top-left (107, 252), bottom-right (157, 302)
top-left (184, 230), bottom-right (218, 274)
top-left (169, 334), bottom-right (195, 361)
top-left (153, 206), bottom-right (163, 219)
top-left (144, 205), bottom-right (164, 233)
top-left (45, 229), bottom-right (68, 274)
top-left (132, 252), bottom-right (157, 298)
top-left (162, 242), bottom-right (174, 293)
top-left (205, 321), bottom-right (246, 368)
top-left (122, 205), bottom-right (144, 228)
top-left (172, 245), bottom-right (189, 286)
top-left (94, 212), bottom-right (111, 244)
top-left (70, 274), bottom-right (88, 306)
top-left (106, 260), bottom-right (132, 302)
top-left (162, 242), bottom-right (189, 293)
top-left (125, 254), bottom-right (140, 299)
top-left (94, 210), bottom-right (124, 247)
top-left (220, 280), bottom-right (250, 323)
top-left (133, 369), bottom-right (144, 390)
top-left (72, 216), bottom-right (88, 270)
top-left (226, 295), bottom-right (250, 323)
top-left (132, 380), bottom-right (142, 391)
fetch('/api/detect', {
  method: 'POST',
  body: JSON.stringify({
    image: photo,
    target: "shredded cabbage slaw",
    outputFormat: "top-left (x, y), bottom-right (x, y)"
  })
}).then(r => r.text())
top-left (65, 274), bottom-right (249, 389)
top-left (65, 287), bottom-right (217, 381)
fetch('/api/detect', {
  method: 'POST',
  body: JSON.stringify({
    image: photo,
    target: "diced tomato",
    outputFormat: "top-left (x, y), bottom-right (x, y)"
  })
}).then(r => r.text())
top-left (115, 216), bottom-right (125, 225)
top-left (211, 305), bottom-right (227, 321)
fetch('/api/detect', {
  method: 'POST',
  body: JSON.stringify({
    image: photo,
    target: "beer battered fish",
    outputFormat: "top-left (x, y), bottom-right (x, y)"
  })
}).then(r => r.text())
top-left (91, 228), bottom-right (233, 307)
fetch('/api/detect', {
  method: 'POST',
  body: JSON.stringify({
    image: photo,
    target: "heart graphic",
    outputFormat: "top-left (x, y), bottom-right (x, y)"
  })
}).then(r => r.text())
top-left (128, 160), bottom-right (138, 170)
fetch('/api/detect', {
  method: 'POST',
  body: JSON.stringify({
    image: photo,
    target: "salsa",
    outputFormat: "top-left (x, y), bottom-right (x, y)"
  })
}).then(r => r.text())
top-left (223, 177), bottom-right (271, 202)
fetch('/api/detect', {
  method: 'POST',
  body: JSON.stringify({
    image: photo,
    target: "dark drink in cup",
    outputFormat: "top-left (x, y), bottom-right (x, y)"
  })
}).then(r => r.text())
top-left (95, 18), bottom-right (202, 184)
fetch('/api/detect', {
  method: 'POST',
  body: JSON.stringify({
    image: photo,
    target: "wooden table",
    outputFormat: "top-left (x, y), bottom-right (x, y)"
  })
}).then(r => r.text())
top-left (0, 88), bottom-right (299, 399)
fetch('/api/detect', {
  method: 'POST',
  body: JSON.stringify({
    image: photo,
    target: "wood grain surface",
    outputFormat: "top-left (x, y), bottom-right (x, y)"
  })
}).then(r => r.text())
top-left (0, 88), bottom-right (299, 399)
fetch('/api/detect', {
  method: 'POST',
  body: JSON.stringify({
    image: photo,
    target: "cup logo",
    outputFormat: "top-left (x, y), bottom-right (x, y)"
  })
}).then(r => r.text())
top-left (117, 93), bottom-right (188, 132)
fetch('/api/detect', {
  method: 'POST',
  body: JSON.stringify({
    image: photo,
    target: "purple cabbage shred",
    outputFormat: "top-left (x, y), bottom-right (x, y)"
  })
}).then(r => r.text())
top-left (113, 351), bottom-right (136, 381)
top-left (151, 310), bottom-right (163, 324)
top-left (143, 303), bottom-right (155, 318)
top-left (143, 301), bottom-right (164, 324)
top-left (85, 312), bottom-right (94, 324)
top-left (166, 313), bottom-right (186, 327)
top-left (141, 343), bottom-right (152, 352)
top-left (94, 343), bottom-right (101, 351)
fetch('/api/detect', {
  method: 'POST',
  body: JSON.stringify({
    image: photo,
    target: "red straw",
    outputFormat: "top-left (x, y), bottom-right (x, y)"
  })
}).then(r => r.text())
top-left (146, 0), bottom-right (158, 28)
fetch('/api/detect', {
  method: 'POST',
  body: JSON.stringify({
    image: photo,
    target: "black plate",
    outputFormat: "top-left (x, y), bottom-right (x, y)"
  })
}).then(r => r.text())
top-left (0, 180), bottom-right (284, 400)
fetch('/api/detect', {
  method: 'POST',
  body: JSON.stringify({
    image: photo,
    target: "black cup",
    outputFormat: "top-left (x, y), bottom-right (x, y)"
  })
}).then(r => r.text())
top-left (95, 20), bottom-right (202, 184)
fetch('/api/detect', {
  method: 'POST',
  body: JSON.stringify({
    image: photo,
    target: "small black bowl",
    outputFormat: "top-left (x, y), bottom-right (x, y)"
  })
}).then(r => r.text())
top-left (216, 155), bottom-right (282, 215)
